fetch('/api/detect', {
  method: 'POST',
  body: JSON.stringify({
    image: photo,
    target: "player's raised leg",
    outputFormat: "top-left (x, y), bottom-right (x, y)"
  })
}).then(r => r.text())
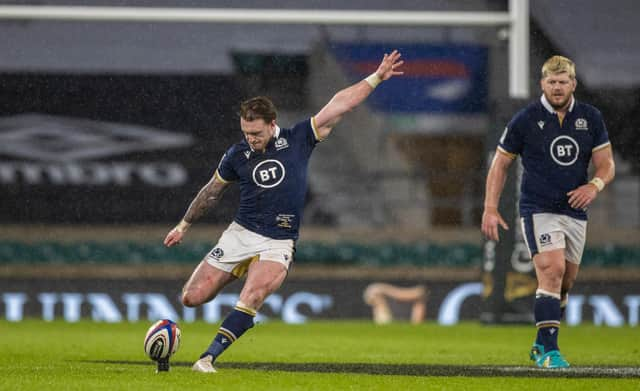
top-left (193, 259), bottom-right (288, 373)
top-left (182, 260), bottom-right (237, 307)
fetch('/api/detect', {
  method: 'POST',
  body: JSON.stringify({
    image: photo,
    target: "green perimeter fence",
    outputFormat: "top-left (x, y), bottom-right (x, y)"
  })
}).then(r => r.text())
top-left (1, 241), bottom-right (639, 267)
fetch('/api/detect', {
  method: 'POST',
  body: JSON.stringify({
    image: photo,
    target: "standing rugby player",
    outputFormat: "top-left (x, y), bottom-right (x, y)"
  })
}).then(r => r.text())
top-left (481, 55), bottom-right (615, 368)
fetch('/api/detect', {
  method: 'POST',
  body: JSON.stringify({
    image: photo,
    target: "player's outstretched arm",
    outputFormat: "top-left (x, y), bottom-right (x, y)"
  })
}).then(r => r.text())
top-left (164, 175), bottom-right (229, 247)
top-left (481, 151), bottom-right (513, 241)
top-left (313, 50), bottom-right (404, 140)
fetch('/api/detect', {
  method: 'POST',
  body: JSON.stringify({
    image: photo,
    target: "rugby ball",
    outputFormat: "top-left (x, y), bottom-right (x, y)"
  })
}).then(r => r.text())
top-left (144, 319), bottom-right (181, 361)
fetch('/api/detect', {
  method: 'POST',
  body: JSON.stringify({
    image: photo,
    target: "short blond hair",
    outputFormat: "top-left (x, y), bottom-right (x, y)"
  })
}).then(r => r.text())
top-left (541, 55), bottom-right (576, 79)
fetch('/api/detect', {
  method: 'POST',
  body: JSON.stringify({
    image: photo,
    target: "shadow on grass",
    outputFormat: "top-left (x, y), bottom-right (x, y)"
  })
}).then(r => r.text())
top-left (85, 360), bottom-right (640, 379)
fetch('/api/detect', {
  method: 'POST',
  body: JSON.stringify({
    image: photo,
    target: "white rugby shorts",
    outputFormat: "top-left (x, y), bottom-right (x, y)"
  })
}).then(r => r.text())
top-left (205, 222), bottom-right (294, 278)
top-left (520, 213), bottom-right (587, 264)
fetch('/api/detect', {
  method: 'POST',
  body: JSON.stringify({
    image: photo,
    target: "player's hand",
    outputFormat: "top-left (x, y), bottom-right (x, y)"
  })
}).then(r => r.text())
top-left (567, 183), bottom-right (598, 210)
top-left (375, 50), bottom-right (404, 81)
top-left (481, 207), bottom-right (509, 242)
top-left (164, 228), bottom-right (184, 247)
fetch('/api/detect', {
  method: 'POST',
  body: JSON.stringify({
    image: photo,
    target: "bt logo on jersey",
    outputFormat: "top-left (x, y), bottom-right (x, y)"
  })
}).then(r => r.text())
top-left (549, 136), bottom-right (579, 166)
top-left (252, 159), bottom-right (286, 188)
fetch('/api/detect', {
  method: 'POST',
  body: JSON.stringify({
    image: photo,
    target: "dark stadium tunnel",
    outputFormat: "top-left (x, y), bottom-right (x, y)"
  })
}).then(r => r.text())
top-left (84, 360), bottom-right (640, 379)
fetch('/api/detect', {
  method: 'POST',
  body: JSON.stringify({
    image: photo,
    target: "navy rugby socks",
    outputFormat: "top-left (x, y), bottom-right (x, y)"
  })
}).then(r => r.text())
top-left (202, 303), bottom-right (256, 361)
top-left (534, 290), bottom-right (561, 353)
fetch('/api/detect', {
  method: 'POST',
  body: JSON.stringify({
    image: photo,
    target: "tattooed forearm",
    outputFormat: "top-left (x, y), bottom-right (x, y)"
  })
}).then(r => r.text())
top-left (183, 178), bottom-right (228, 224)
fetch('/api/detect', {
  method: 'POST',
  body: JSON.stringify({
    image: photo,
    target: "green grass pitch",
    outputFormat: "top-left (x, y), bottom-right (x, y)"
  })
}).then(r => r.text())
top-left (1, 320), bottom-right (639, 390)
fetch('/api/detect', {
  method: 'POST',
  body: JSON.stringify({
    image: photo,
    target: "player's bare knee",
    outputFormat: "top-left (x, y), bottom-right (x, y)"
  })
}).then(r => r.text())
top-left (538, 262), bottom-right (564, 279)
top-left (536, 266), bottom-right (563, 290)
top-left (181, 293), bottom-right (195, 307)
top-left (181, 290), bottom-right (200, 307)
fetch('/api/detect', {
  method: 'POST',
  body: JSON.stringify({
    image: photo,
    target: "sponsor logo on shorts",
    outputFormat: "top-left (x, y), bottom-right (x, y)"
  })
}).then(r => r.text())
top-left (211, 247), bottom-right (224, 259)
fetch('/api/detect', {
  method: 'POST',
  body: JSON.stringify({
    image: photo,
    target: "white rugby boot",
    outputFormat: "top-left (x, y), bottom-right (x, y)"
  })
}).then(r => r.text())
top-left (192, 355), bottom-right (217, 373)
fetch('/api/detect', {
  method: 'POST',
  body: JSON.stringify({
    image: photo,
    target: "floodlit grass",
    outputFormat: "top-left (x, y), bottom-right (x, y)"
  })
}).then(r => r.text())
top-left (1, 320), bottom-right (638, 390)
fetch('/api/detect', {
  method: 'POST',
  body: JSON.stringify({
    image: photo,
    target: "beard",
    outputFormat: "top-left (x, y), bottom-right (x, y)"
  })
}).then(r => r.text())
top-left (545, 92), bottom-right (572, 110)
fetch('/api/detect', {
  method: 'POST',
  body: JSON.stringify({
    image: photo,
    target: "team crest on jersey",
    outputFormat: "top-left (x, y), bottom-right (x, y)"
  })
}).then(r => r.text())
top-left (274, 137), bottom-right (289, 151)
top-left (575, 118), bottom-right (588, 130)
top-left (537, 121), bottom-right (545, 130)
top-left (252, 159), bottom-right (286, 188)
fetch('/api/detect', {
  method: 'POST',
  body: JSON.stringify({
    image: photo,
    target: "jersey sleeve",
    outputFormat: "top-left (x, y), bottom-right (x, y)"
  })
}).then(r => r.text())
top-left (497, 115), bottom-right (524, 158)
top-left (291, 118), bottom-right (321, 155)
top-left (215, 147), bottom-right (239, 183)
top-left (591, 109), bottom-right (611, 152)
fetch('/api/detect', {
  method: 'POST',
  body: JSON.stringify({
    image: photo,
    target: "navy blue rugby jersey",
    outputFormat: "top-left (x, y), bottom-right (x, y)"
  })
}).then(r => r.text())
top-left (498, 95), bottom-right (610, 220)
top-left (215, 118), bottom-right (322, 240)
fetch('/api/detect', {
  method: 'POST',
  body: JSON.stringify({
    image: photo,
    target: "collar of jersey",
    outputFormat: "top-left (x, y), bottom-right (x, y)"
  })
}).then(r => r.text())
top-left (540, 94), bottom-right (575, 114)
top-left (247, 125), bottom-right (281, 152)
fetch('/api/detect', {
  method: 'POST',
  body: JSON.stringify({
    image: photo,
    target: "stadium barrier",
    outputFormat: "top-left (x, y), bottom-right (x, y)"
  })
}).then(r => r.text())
top-left (0, 240), bottom-right (639, 267)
